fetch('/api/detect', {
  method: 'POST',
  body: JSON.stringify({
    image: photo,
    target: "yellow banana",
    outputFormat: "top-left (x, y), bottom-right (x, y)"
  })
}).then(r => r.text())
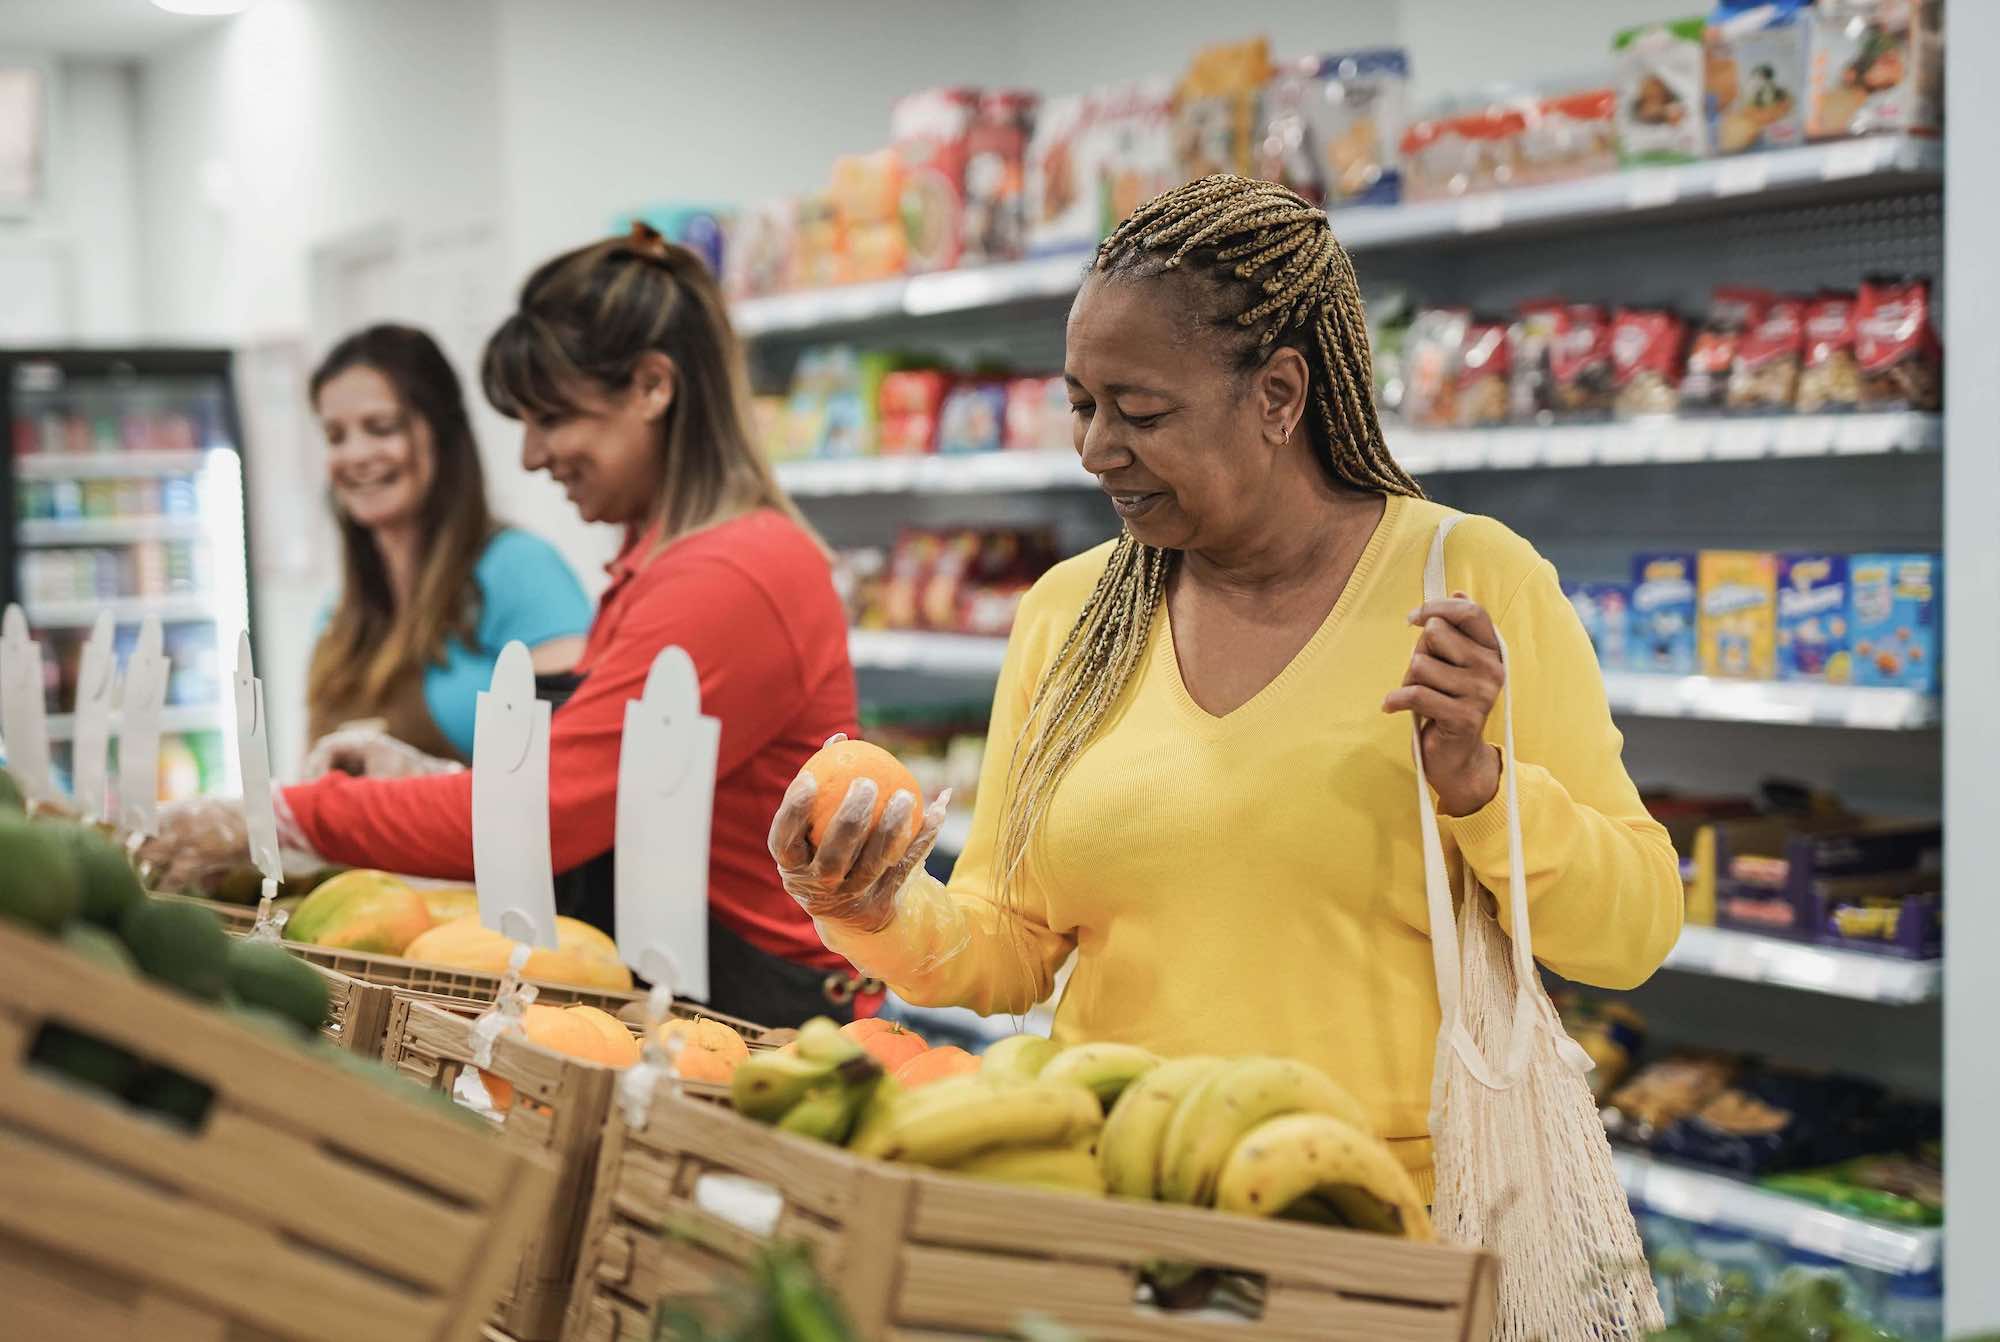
top-left (1037, 1042), bottom-right (1160, 1111)
top-left (732, 1048), bottom-right (875, 1123)
top-left (877, 1079), bottom-right (1102, 1167)
top-left (1213, 1112), bottom-right (1433, 1240)
top-left (980, 1033), bottom-right (1059, 1085)
top-left (844, 1075), bottom-right (907, 1156)
top-left (1097, 1056), bottom-right (1227, 1200)
top-left (1158, 1056), bottom-right (1370, 1207)
top-left (849, 1075), bottom-right (989, 1159)
top-left (951, 1138), bottom-right (1106, 1195)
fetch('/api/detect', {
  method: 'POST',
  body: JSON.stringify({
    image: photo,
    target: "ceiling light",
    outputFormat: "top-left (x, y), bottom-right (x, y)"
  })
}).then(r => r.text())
top-left (151, 0), bottom-right (255, 15)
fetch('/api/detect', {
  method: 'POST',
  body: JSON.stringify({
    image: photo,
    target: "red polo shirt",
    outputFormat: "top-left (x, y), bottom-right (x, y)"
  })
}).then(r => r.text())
top-left (283, 508), bottom-right (860, 971)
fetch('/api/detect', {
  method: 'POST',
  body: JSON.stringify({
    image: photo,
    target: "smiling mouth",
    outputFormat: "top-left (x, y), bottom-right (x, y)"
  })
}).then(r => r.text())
top-left (1104, 488), bottom-right (1166, 519)
top-left (336, 469), bottom-right (402, 496)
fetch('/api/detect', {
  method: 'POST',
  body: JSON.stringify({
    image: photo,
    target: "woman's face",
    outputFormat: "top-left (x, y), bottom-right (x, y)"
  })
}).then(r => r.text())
top-left (1064, 274), bottom-right (1306, 553)
top-left (519, 356), bottom-right (672, 526)
top-left (317, 365), bottom-right (436, 532)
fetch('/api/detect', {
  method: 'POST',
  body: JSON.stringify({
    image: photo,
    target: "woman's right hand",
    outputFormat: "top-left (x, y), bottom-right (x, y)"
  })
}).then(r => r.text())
top-left (301, 728), bottom-right (463, 782)
top-left (768, 735), bottom-right (950, 933)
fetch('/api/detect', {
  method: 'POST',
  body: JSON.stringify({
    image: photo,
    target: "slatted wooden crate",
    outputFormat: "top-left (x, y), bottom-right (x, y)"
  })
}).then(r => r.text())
top-left (0, 921), bottom-right (558, 1342)
top-left (380, 997), bottom-right (783, 1340)
top-left (566, 1084), bottom-right (1497, 1342)
top-left (145, 888), bottom-right (261, 931)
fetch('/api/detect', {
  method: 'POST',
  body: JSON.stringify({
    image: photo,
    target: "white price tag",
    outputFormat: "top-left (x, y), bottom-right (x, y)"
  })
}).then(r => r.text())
top-left (119, 617), bottom-right (169, 837)
top-left (1715, 157), bottom-right (1771, 197)
top-left (1821, 139), bottom-right (1883, 181)
top-left (1655, 420), bottom-right (1715, 462)
top-left (1711, 419), bottom-right (1771, 460)
top-left (1541, 426), bottom-right (1598, 468)
top-left (1843, 688), bottom-right (1919, 731)
top-left (472, 641), bottom-right (558, 949)
top-left (231, 633), bottom-right (283, 887)
top-left (1456, 195), bottom-right (1506, 233)
top-left (1595, 425), bottom-right (1652, 466)
top-left (615, 647), bottom-right (720, 1001)
top-left (70, 612), bottom-right (117, 822)
top-left (1775, 415), bottom-right (1831, 457)
top-left (1625, 170), bottom-right (1679, 210)
top-left (0, 605), bottom-right (54, 804)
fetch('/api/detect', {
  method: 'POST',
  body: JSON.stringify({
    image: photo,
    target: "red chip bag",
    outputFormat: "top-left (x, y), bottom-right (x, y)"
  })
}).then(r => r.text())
top-left (1611, 308), bottom-right (1687, 418)
top-left (1550, 304), bottom-right (1614, 417)
top-left (1854, 277), bottom-right (1941, 411)
top-left (1727, 297), bottom-right (1808, 412)
top-left (1797, 292), bottom-right (1861, 413)
top-left (1456, 319), bottom-right (1512, 427)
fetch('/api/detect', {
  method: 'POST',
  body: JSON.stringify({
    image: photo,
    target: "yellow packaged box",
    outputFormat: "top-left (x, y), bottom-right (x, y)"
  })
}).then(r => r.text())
top-left (1698, 551), bottom-right (1778, 680)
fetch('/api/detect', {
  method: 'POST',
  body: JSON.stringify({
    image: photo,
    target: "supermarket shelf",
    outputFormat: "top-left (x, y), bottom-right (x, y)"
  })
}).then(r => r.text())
top-left (776, 448), bottom-right (1092, 496)
top-left (22, 595), bottom-right (216, 628)
top-left (15, 451), bottom-right (210, 479)
top-left (734, 138), bottom-right (1938, 338)
top-left (849, 629), bottom-right (1009, 676)
top-left (45, 703), bottom-right (224, 742)
top-left (1664, 924), bottom-right (1941, 1004)
top-left (18, 516), bottom-right (208, 545)
top-left (1602, 671), bottom-right (1936, 730)
top-left (1400, 411), bottom-right (1939, 475)
top-left (1614, 1151), bottom-right (1941, 1275)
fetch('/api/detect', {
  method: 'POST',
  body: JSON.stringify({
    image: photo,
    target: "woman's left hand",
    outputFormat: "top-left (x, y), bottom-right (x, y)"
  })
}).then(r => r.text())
top-left (1382, 592), bottom-right (1505, 817)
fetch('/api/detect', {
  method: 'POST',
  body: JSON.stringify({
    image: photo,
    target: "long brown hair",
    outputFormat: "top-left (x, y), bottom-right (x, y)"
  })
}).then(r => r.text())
top-left (306, 324), bottom-right (496, 734)
top-left (994, 175), bottom-right (1423, 941)
top-left (479, 222), bottom-right (805, 545)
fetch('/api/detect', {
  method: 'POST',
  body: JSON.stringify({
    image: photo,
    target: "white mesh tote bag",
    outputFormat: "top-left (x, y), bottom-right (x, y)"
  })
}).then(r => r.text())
top-left (1412, 515), bottom-right (1663, 1341)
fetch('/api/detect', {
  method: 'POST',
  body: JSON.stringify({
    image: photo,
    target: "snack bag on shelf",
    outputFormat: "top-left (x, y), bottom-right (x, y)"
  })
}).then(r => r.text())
top-left (1402, 307), bottom-right (1470, 429)
top-left (1520, 88), bottom-right (1620, 186)
top-left (1097, 80), bottom-right (1177, 234)
top-left (1807, 0), bottom-right (1944, 140)
top-left (877, 369), bottom-right (953, 456)
top-left (1555, 993), bottom-right (1646, 1101)
top-left (614, 204), bottom-right (730, 277)
top-left (1003, 375), bottom-right (1070, 454)
top-left (1257, 49), bottom-right (1409, 207)
top-left (1699, 550), bottom-right (1779, 680)
top-left (832, 546), bottom-right (890, 626)
top-left (1367, 288), bottom-right (1414, 422)
top-left (791, 193), bottom-right (848, 290)
top-left (830, 149), bottom-right (907, 281)
top-left (1611, 307), bottom-right (1689, 418)
top-left (1776, 554), bottom-right (1853, 683)
top-left (962, 91), bottom-right (1039, 267)
top-left (1399, 102), bottom-right (1528, 200)
top-left (1615, 18), bottom-right (1711, 165)
top-left (1849, 552), bottom-right (1938, 691)
top-left (1507, 300), bottom-right (1564, 422)
top-left (918, 530), bottom-right (984, 630)
top-left (1796, 291), bottom-right (1863, 412)
top-left (1854, 275), bottom-right (1942, 411)
top-left (750, 394), bottom-right (793, 464)
top-left (1027, 93), bottom-right (1103, 255)
top-left (881, 530), bottom-right (943, 630)
top-left (1706, 0), bottom-right (1812, 155)
top-left (1631, 551), bottom-right (1700, 675)
top-left (1726, 295), bottom-right (1808, 412)
top-left (936, 379), bottom-right (1008, 455)
top-left (1603, 1053), bottom-right (1739, 1146)
top-left (1175, 36), bottom-right (1274, 180)
top-left (1565, 581), bottom-right (1632, 671)
top-left (1551, 303), bottom-right (1616, 419)
top-left (1454, 318), bottom-right (1511, 428)
top-left (893, 87), bottom-right (981, 274)
top-left (723, 199), bottom-right (796, 300)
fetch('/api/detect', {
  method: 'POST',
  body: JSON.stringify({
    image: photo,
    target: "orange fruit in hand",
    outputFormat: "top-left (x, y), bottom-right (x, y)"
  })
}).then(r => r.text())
top-left (894, 1044), bottom-right (979, 1089)
top-left (802, 740), bottom-right (923, 850)
top-left (841, 1017), bottom-right (929, 1071)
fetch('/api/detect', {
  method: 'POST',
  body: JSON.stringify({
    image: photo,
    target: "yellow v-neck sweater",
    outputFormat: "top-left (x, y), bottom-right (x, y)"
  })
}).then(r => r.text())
top-left (819, 496), bottom-right (1682, 1191)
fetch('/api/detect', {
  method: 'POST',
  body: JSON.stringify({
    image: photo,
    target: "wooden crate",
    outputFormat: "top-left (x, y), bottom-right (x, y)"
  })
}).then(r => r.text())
top-left (0, 921), bottom-right (558, 1342)
top-left (565, 1085), bottom-right (1497, 1342)
top-left (146, 888), bottom-right (262, 932)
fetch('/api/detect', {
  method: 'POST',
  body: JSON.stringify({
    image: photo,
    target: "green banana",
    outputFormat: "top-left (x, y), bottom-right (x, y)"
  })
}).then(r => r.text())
top-left (1212, 1112), bottom-right (1432, 1240)
top-left (979, 1033), bottom-right (1059, 1085)
top-left (951, 1138), bottom-right (1106, 1195)
top-left (1158, 1056), bottom-right (1371, 1206)
top-left (793, 1016), bottom-right (864, 1067)
top-left (776, 1072), bottom-right (879, 1145)
top-left (876, 1079), bottom-right (1102, 1167)
top-left (1097, 1056), bottom-right (1227, 1200)
top-left (1037, 1042), bottom-right (1160, 1111)
top-left (732, 1048), bottom-right (876, 1124)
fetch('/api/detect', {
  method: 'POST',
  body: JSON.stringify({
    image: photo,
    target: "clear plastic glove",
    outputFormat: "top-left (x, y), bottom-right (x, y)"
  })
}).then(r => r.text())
top-left (301, 728), bottom-right (463, 782)
top-left (134, 796), bottom-right (325, 897)
top-left (767, 734), bottom-right (950, 934)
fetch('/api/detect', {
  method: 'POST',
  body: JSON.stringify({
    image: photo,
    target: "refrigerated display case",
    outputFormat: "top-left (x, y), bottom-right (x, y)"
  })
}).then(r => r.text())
top-left (2, 348), bottom-right (252, 802)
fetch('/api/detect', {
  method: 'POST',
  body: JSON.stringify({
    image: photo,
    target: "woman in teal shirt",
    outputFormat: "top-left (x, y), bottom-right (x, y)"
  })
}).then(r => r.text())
top-left (304, 324), bottom-right (592, 763)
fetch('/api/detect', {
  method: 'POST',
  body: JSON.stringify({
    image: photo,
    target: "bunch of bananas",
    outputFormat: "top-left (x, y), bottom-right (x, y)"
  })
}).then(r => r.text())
top-left (1097, 1054), bottom-right (1433, 1240)
top-left (730, 1018), bottom-right (888, 1144)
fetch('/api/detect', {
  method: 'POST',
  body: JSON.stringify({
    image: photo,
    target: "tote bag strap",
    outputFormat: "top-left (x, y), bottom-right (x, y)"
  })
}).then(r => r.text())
top-left (1413, 515), bottom-right (1560, 1090)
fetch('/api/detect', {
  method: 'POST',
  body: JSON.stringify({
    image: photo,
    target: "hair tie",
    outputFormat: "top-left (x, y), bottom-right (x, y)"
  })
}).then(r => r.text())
top-left (623, 220), bottom-right (675, 266)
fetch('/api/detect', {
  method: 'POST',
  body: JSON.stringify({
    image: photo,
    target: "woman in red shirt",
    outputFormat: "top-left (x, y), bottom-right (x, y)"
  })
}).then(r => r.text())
top-left (142, 225), bottom-right (863, 1025)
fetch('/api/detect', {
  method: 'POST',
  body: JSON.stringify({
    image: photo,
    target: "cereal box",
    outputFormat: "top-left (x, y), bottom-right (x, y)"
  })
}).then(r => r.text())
top-left (1699, 551), bottom-right (1778, 680)
top-left (962, 91), bottom-right (1038, 267)
top-left (1027, 94), bottom-right (1102, 256)
top-left (1849, 553), bottom-right (1939, 691)
top-left (1775, 554), bottom-right (1851, 682)
top-left (893, 87), bottom-right (981, 274)
top-left (1566, 582), bottom-right (1631, 671)
top-left (1807, 0), bottom-right (1943, 140)
top-left (1630, 552), bottom-right (1699, 675)
top-left (1615, 18), bottom-right (1711, 165)
top-left (1706, 0), bottom-right (1812, 155)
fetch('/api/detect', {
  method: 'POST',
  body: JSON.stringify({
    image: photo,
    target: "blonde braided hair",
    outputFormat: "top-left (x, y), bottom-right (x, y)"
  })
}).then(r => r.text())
top-left (990, 176), bottom-right (1421, 978)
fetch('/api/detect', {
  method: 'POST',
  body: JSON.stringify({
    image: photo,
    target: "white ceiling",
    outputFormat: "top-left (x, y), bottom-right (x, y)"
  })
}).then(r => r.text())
top-left (0, 0), bottom-right (227, 60)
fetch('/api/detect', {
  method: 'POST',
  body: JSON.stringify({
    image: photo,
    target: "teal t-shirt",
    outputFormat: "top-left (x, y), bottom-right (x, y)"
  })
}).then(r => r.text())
top-left (422, 529), bottom-right (594, 757)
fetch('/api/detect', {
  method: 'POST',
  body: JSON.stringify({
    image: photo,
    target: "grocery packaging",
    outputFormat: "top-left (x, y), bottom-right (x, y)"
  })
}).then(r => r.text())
top-left (1455, 318), bottom-right (1510, 427)
top-left (1026, 93), bottom-right (1101, 255)
top-left (1854, 275), bottom-right (1941, 411)
top-left (1631, 552), bottom-right (1700, 675)
top-left (786, 345), bottom-right (895, 459)
top-left (877, 527), bottom-right (1058, 635)
top-left (1615, 19), bottom-right (1711, 164)
top-left (937, 378), bottom-right (1009, 455)
top-left (612, 204), bottom-right (729, 276)
top-left (1566, 582), bottom-right (1632, 671)
top-left (1679, 287), bottom-right (1770, 413)
top-left (1604, 1053), bottom-right (1740, 1145)
top-left (1551, 304), bottom-right (1616, 419)
top-left (1706, 813), bottom-right (1941, 953)
top-left (1776, 554), bottom-right (1852, 683)
top-left (1520, 88), bottom-right (1620, 185)
top-left (724, 199), bottom-right (797, 300)
top-left (792, 192), bottom-right (847, 290)
top-left (1403, 307), bottom-right (1470, 428)
top-left (1807, 0), bottom-right (1944, 140)
top-left (962, 91), bottom-right (1039, 266)
top-left (1556, 993), bottom-right (1646, 1101)
top-left (1848, 552), bottom-right (1938, 691)
top-left (1698, 550), bottom-right (1778, 680)
top-left (830, 148), bottom-right (907, 281)
top-left (1653, 1069), bottom-right (1887, 1177)
top-left (1368, 288), bottom-right (1414, 421)
top-left (1727, 295), bottom-right (1808, 412)
top-left (1706, 0), bottom-right (1812, 155)
top-left (1399, 102), bottom-right (1528, 201)
top-left (1796, 291), bottom-right (1862, 412)
top-left (1256, 49), bottom-right (1409, 207)
top-left (1003, 374), bottom-right (1071, 454)
top-left (877, 368), bottom-right (952, 456)
top-left (1096, 79), bottom-right (1177, 235)
top-left (1175, 36), bottom-right (1274, 180)
top-left (893, 87), bottom-right (981, 274)
top-left (1762, 1151), bottom-right (1943, 1226)
top-left (1610, 307), bottom-right (1688, 418)
top-left (1507, 300), bottom-right (1563, 422)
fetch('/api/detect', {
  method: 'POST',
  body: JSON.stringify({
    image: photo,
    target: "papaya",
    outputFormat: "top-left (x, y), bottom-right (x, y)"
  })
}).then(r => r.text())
top-left (0, 814), bottom-right (82, 934)
top-left (416, 886), bottom-right (480, 924)
top-left (401, 914), bottom-right (632, 991)
top-left (287, 870), bottom-right (433, 954)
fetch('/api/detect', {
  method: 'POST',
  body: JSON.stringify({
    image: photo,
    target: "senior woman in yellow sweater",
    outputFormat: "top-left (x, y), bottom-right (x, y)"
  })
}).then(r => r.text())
top-left (770, 175), bottom-right (1682, 1197)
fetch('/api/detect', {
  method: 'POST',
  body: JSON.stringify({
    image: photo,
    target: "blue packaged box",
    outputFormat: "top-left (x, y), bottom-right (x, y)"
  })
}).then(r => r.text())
top-left (1565, 582), bottom-right (1632, 671)
top-left (1775, 554), bottom-right (1851, 683)
top-left (1629, 553), bottom-right (1698, 675)
top-left (1849, 554), bottom-right (1939, 692)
